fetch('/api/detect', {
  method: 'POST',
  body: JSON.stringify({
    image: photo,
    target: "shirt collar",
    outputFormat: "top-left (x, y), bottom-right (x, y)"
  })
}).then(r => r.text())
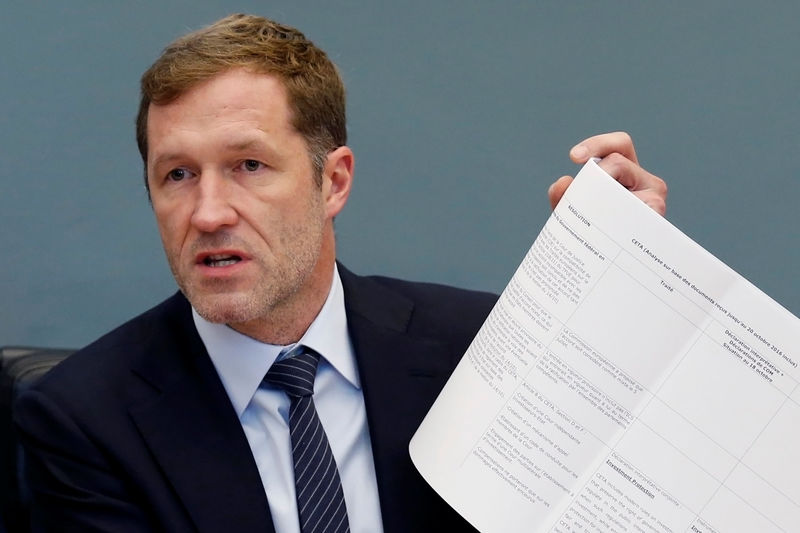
top-left (193, 264), bottom-right (357, 418)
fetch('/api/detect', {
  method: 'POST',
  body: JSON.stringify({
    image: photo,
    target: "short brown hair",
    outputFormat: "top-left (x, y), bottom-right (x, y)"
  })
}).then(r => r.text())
top-left (136, 14), bottom-right (346, 189)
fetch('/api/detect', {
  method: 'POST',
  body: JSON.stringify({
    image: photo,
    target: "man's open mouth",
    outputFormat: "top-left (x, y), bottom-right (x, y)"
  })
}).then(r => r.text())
top-left (203, 254), bottom-right (242, 267)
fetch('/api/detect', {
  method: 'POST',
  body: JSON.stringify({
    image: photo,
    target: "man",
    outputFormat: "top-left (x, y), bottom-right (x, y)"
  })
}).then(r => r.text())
top-left (14, 14), bottom-right (667, 533)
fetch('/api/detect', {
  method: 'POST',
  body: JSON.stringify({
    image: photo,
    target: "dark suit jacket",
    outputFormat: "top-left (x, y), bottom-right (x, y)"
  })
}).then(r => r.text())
top-left (14, 266), bottom-right (496, 532)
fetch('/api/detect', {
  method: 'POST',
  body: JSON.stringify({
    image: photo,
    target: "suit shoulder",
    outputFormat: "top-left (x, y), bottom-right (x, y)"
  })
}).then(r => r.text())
top-left (367, 275), bottom-right (497, 314)
top-left (359, 274), bottom-right (498, 343)
top-left (26, 292), bottom-right (191, 400)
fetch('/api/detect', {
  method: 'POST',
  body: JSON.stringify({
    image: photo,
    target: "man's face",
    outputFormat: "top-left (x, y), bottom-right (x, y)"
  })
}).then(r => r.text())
top-left (146, 69), bottom-right (339, 340)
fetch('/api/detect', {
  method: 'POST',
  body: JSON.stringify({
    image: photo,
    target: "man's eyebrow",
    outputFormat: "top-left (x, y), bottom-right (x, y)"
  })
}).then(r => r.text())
top-left (149, 138), bottom-right (274, 169)
top-left (224, 137), bottom-right (273, 153)
top-left (225, 138), bottom-right (261, 151)
top-left (150, 152), bottom-right (183, 169)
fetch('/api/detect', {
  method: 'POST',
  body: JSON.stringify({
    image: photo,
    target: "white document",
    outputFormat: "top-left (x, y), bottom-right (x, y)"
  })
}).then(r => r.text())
top-left (409, 160), bottom-right (800, 533)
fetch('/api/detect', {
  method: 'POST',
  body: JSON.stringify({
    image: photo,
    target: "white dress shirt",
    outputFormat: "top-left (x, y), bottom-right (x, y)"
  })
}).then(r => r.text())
top-left (193, 266), bottom-right (384, 533)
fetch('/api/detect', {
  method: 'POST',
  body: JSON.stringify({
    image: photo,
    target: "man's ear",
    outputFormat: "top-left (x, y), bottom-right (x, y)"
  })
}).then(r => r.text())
top-left (322, 146), bottom-right (354, 219)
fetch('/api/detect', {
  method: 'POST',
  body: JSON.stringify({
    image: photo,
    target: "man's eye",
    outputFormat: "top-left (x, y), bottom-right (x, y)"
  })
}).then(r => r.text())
top-left (167, 168), bottom-right (191, 182)
top-left (241, 159), bottom-right (263, 172)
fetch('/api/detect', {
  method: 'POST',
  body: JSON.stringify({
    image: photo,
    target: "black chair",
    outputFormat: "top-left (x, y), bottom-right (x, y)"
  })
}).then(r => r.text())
top-left (0, 346), bottom-right (73, 533)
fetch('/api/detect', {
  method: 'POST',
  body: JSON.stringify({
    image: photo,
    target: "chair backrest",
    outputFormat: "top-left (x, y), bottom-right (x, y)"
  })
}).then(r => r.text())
top-left (1, 346), bottom-right (73, 533)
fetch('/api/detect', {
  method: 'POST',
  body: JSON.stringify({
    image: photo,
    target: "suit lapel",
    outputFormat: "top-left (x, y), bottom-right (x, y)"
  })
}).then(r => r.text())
top-left (340, 266), bottom-right (465, 532)
top-left (127, 294), bottom-right (274, 533)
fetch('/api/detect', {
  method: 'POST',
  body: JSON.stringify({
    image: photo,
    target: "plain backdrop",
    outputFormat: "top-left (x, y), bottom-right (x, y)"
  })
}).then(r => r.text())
top-left (2, 1), bottom-right (798, 348)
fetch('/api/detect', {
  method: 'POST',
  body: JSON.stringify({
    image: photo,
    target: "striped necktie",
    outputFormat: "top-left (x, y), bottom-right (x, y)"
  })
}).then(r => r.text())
top-left (264, 345), bottom-right (350, 533)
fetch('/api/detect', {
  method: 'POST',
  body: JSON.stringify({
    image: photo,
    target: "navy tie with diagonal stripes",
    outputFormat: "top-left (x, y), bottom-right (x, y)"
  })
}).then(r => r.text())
top-left (264, 345), bottom-right (350, 533)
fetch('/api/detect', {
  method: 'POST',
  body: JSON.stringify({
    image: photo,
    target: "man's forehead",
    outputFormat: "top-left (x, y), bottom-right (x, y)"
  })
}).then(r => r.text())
top-left (145, 70), bottom-right (293, 134)
top-left (152, 68), bottom-right (288, 109)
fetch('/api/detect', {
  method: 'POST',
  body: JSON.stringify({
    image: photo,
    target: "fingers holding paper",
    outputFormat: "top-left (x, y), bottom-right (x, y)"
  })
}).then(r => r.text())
top-left (547, 131), bottom-right (668, 216)
top-left (595, 152), bottom-right (668, 215)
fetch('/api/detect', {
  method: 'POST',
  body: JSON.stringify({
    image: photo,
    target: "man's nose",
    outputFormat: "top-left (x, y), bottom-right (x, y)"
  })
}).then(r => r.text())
top-left (190, 174), bottom-right (238, 233)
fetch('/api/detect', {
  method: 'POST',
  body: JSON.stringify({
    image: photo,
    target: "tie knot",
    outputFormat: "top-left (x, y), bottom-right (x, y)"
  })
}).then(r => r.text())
top-left (264, 346), bottom-right (320, 397)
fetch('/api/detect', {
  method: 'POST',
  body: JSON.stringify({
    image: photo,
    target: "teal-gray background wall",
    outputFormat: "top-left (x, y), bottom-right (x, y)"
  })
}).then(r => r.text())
top-left (2, 1), bottom-right (798, 348)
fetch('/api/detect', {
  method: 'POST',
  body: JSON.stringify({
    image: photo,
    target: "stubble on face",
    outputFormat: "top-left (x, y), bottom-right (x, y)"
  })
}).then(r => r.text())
top-left (166, 186), bottom-right (327, 337)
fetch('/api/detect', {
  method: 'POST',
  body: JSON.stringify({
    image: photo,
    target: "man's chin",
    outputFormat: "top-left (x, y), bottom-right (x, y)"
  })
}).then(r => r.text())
top-left (186, 291), bottom-right (262, 325)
